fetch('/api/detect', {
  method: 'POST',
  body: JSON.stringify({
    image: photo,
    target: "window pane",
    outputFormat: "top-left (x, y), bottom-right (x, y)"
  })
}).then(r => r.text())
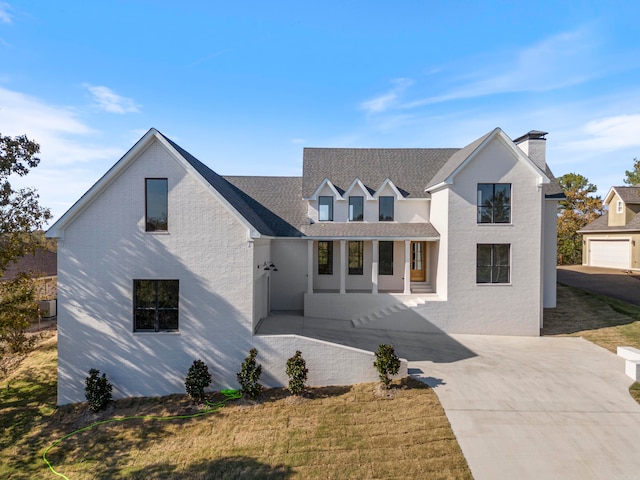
top-left (134, 310), bottom-right (155, 330)
top-left (494, 245), bottom-right (510, 266)
top-left (379, 241), bottom-right (393, 275)
top-left (476, 245), bottom-right (492, 266)
top-left (476, 266), bottom-right (492, 284)
top-left (158, 309), bottom-right (179, 330)
top-left (349, 241), bottom-right (363, 275)
top-left (379, 196), bottom-right (394, 221)
top-left (493, 266), bottom-right (510, 284)
top-left (319, 196), bottom-right (333, 221)
top-left (146, 179), bottom-right (168, 231)
top-left (135, 280), bottom-right (156, 308)
top-left (318, 241), bottom-right (333, 275)
top-left (477, 184), bottom-right (494, 207)
top-left (349, 196), bottom-right (363, 221)
top-left (476, 244), bottom-right (510, 284)
top-left (158, 280), bottom-right (179, 308)
top-left (477, 183), bottom-right (511, 224)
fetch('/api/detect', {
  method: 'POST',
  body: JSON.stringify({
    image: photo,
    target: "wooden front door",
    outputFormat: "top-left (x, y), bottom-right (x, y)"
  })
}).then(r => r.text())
top-left (410, 241), bottom-right (426, 282)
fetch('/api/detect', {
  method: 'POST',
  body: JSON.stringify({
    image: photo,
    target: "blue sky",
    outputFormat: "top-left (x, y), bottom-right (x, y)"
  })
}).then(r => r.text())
top-left (2, 1), bottom-right (640, 222)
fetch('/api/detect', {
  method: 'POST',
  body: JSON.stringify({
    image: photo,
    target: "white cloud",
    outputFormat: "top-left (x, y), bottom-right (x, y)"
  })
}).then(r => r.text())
top-left (84, 84), bottom-right (140, 114)
top-left (290, 138), bottom-right (306, 144)
top-left (360, 78), bottom-right (413, 114)
top-left (565, 114), bottom-right (640, 152)
top-left (0, 2), bottom-right (12, 24)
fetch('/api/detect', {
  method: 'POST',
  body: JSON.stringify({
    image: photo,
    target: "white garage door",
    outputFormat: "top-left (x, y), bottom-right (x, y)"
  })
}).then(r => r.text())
top-left (589, 239), bottom-right (631, 269)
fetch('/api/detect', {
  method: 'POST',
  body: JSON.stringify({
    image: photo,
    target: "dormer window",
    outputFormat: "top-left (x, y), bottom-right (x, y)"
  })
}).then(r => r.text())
top-left (349, 196), bottom-right (364, 221)
top-left (146, 178), bottom-right (168, 231)
top-left (318, 196), bottom-right (333, 221)
top-left (617, 200), bottom-right (624, 213)
top-left (379, 196), bottom-right (394, 221)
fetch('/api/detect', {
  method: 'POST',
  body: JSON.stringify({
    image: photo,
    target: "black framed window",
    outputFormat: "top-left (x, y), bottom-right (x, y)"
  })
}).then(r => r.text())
top-left (146, 178), bottom-right (168, 231)
top-left (476, 244), bottom-right (510, 284)
top-left (477, 183), bottom-right (511, 223)
top-left (349, 196), bottom-right (364, 221)
top-left (134, 280), bottom-right (179, 331)
top-left (349, 241), bottom-right (363, 275)
top-left (318, 241), bottom-right (333, 275)
top-left (379, 196), bottom-right (394, 221)
top-left (318, 196), bottom-right (333, 221)
top-left (379, 241), bottom-right (393, 275)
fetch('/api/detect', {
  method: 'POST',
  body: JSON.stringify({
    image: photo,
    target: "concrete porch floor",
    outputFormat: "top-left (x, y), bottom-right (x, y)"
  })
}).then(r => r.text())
top-left (256, 311), bottom-right (640, 480)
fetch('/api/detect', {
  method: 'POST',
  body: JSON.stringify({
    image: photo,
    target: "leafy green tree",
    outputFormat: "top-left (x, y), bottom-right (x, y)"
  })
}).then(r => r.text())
top-left (0, 274), bottom-right (38, 354)
top-left (624, 158), bottom-right (640, 185)
top-left (185, 359), bottom-right (212, 402)
top-left (373, 344), bottom-right (400, 389)
top-left (237, 348), bottom-right (262, 400)
top-left (286, 350), bottom-right (308, 395)
top-left (557, 173), bottom-right (604, 265)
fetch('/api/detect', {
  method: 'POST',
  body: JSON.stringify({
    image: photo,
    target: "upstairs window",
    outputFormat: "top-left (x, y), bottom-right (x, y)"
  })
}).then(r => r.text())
top-left (477, 183), bottom-right (511, 224)
top-left (349, 196), bottom-right (364, 221)
top-left (318, 196), bottom-right (334, 221)
top-left (318, 241), bottom-right (333, 275)
top-left (379, 241), bottom-right (394, 275)
top-left (477, 244), bottom-right (510, 284)
top-left (348, 241), bottom-right (363, 275)
top-left (379, 196), bottom-right (394, 221)
top-left (134, 279), bottom-right (179, 331)
top-left (146, 178), bottom-right (168, 231)
top-left (617, 200), bottom-right (624, 213)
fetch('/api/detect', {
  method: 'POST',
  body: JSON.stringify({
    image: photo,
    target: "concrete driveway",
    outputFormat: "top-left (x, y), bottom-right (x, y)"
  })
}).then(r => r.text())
top-left (557, 265), bottom-right (640, 306)
top-left (259, 314), bottom-right (640, 479)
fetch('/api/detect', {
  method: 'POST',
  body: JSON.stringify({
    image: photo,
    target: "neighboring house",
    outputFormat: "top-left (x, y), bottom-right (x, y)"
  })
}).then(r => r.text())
top-left (579, 185), bottom-right (640, 270)
top-left (46, 127), bottom-right (562, 404)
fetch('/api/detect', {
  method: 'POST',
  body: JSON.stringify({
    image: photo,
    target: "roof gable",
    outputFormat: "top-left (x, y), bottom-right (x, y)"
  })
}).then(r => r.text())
top-left (604, 186), bottom-right (640, 205)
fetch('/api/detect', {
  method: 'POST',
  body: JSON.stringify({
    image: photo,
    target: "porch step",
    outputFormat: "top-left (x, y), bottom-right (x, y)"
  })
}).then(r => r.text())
top-left (351, 296), bottom-right (430, 327)
top-left (410, 282), bottom-right (434, 294)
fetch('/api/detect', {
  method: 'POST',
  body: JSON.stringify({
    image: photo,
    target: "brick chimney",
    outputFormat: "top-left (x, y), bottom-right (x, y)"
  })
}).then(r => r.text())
top-left (513, 130), bottom-right (548, 170)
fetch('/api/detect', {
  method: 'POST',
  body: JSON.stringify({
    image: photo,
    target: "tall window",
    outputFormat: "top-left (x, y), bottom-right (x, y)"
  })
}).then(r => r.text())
top-left (617, 200), bottom-right (624, 213)
top-left (134, 280), bottom-right (179, 331)
top-left (379, 196), bottom-right (394, 221)
top-left (348, 241), bottom-right (363, 275)
top-left (318, 241), bottom-right (333, 274)
top-left (349, 196), bottom-right (364, 221)
top-left (477, 183), bottom-right (511, 223)
top-left (318, 196), bottom-right (333, 221)
top-left (476, 244), bottom-right (510, 284)
top-left (146, 178), bottom-right (168, 231)
top-left (379, 241), bottom-right (393, 275)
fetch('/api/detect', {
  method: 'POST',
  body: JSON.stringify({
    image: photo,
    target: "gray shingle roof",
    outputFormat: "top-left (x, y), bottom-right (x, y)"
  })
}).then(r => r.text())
top-left (612, 186), bottom-right (640, 204)
top-left (0, 248), bottom-right (57, 281)
top-left (302, 148), bottom-right (460, 199)
top-left (301, 222), bottom-right (440, 238)
top-left (579, 212), bottom-right (640, 232)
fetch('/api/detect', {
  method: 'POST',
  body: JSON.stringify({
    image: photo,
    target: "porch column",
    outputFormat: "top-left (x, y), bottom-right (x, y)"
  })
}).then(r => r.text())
top-left (371, 240), bottom-right (379, 294)
top-left (404, 240), bottom-right (411, 294)
top-left (307, 240), bottom-right (313, 294)
top-left (339, 240), bottom-right (346, 294)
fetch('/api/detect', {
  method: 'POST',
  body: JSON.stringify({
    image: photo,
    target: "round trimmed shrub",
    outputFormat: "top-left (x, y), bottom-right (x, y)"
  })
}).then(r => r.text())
top-left (85, 368), bottom-right (113, 412)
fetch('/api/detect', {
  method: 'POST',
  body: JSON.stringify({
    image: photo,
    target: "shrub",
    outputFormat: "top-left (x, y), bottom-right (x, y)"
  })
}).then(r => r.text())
top-left (237, 347), bottom-right (262, 400)
top-left (185, 359), bottom-right (212, 402)
top-left (373, 344), bottom-right (400, 389)
top-left (0, 275), bottom-right (38, 355)
top-left (85, 368), bottom-right (113, 412)
top-left (286, 350), bottom-right (308, 395)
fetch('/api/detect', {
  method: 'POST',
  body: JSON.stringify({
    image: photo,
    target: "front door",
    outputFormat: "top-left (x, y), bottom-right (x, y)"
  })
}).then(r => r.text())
top-left (410, 241), bottom-right (426, 282)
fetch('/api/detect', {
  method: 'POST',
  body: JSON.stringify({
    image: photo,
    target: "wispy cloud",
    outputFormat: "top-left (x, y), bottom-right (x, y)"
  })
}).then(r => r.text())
top-left (563, 114), bottom-right (640, 152)
top-left (360, 78), bottom-right (413, 114)
top-left (0, 2), bottom-right (12, 24)
top-left (403, 29), bottom-right (599, 108)
top-left (290, 138), bottom-right (306, 144)
top-left (84, 84), bottom-right (140, 114)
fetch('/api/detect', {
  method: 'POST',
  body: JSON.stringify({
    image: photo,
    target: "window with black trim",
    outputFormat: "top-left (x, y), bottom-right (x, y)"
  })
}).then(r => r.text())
top-left (476, 244), bottom-right (510, 284)
top-left (318, 196), bottom-right (333, 221)
top-left (134, 280), bottom-right (179, 331)
top-left (477, 183), bottom-right (511, 223)
top-left (379, 196), bottom-right (394, 221)
top-left (146, 178), bottom-right (168, 231)
top-left (318, 241), bottom-right (333, 274)
top-left (379, 241), bottom-right (393, 275)
top-left (349, 196), bottom-right (364, 221)
top-left (349, 241), bottom-right (363, 275)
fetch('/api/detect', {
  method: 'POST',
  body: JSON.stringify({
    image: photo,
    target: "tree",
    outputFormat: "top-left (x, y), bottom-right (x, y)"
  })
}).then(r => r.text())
top-left (557, 173), bottom-right (604, 265)
top-left (237, 348), bottom-right (262, 400)
top-left (624, 158), bottom-right (640, 185)
top-left (0, 133), bottom-right (51, 275)
top-left (0, 274), bottom-right (38, 354)
top-left (285, 350), bottom-right (308, 395)
top-left (373, 344), bottom-right (400, 390)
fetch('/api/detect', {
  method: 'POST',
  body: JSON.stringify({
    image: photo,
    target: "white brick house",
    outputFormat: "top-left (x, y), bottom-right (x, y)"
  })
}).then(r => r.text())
top-left (46, 127), bottom-right (562, 404)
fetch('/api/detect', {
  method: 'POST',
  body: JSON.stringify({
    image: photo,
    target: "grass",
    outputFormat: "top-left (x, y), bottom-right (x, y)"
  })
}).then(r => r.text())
top-left (544, 283), bottom-right (640, 403)
top-left (0, 332), bottom-right (472, 480)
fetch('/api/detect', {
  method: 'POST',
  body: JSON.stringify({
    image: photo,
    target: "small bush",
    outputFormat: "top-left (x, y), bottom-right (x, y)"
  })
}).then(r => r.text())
top-left (286, 350), bottom-right (308, 395)
top-left (0, 275), bottom-right (38, 355)
top-left (373, 344), bottom-right (400, 389)
top-left (85, 368), bottom-right (113, 412)
top-left (237, 347), bottom-right (262, 400)
top-left (185, 359), bottom-right (212, 402)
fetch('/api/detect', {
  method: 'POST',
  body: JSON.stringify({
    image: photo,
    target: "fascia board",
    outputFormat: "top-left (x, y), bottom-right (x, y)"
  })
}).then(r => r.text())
top-left (374, 178), bottom-right (404, 200)
top-left (344, 178), bottom-right (374, 200)
top-left (305, 178), bottom-right (343, 201)
top-left (304, 235), bottom-right (440, 241)
top-left (603, 187), bottom-right (617, 206)
top-left (46, 128), bottom-right (160, 239)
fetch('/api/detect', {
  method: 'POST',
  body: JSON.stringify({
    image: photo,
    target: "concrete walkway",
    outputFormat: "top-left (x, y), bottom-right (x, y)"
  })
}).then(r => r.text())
top-left (557, 265), bottom-right (640, 306)
top-left (258, 314), bottom-right (640, 479)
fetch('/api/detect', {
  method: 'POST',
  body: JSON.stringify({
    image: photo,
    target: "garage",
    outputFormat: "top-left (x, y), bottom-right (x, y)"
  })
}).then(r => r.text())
top-left (588, 239), bottom-right (631, 269)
